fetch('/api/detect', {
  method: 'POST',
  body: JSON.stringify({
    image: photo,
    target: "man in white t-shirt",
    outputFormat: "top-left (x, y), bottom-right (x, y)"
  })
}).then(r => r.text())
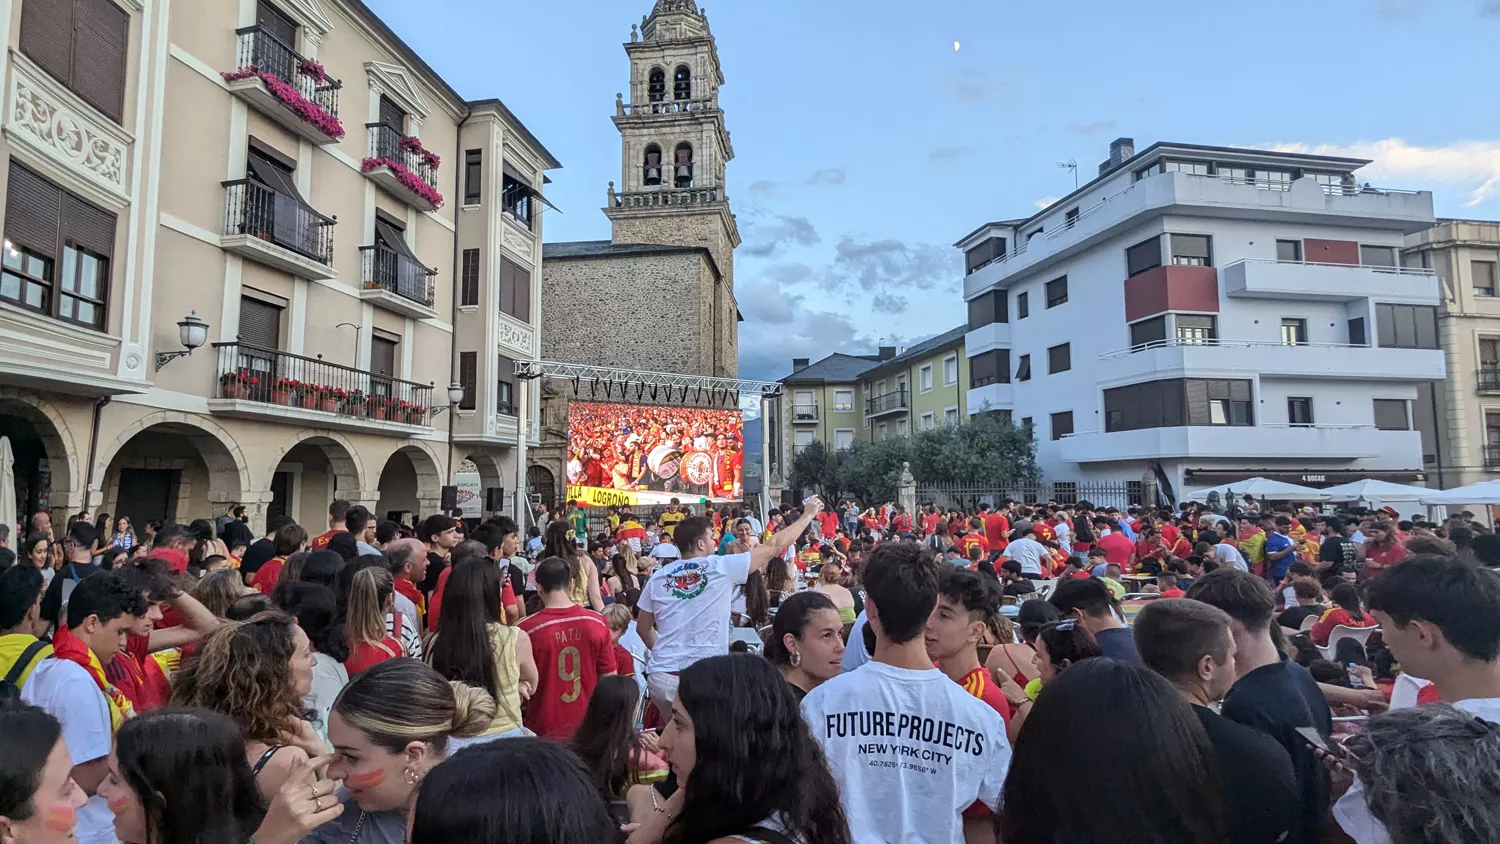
top-left (803, 542), bottom-right (1010, 844)
top-left (23, 571), bottom-right (147, 844)
top-left (1334, 555), bottom-right (1500, 843)
top-left (1000, 526), bottom-right (1048, 577)
top-left (636, 501), bottom-right (821, 711)
top-left (1214, 540), bottom-right (1249, 572)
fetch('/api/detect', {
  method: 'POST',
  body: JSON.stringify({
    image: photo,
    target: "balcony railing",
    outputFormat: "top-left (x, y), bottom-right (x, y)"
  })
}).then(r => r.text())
top-left (618, 97), bottom-right (718, 117)
top-left (360, 246), bottom-right (435, 307)
top-left (610, 186), bottom-right (722, 208)
top-left (1102, 337), bottom-right (1375, 359)
top-left (792, 403), bottom-right (818, 422)
top-left (1486, 443), bottom-right (1500, 468)
top-left (213, 342), bottom-right (433, 426)
top-left (230, 26), bottom-right (342, 130)
top-left (1479, 367), bottom-right (1500, 394)
top-left (866, 389), bottom-right (909, 416)
top-left (366, 124), bottom-right (439, 193)
top-left (223, 179), bottom-right (335, 266)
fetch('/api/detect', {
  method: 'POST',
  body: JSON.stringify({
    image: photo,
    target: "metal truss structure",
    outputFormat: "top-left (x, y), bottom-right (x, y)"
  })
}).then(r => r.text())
top-left (514, 359), bottom-right (781, 406)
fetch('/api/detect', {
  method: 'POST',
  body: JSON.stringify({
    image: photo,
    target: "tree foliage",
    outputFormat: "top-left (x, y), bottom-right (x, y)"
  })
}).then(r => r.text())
top-left (828, 413), bottom-right (1040, 503)
top-left (789, 440), bottom-right (841, 503)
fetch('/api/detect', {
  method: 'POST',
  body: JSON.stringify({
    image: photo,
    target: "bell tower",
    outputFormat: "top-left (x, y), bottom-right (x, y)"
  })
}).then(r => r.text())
top-left (605, 1), bottom-right (740, 319)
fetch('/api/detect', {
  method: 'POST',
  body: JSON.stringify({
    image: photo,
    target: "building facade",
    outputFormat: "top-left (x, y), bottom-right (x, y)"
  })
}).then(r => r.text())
top-left (1404, 219), bottom-right (1500, 488)
top-left (959, 139), bottom-right (1443, 499)
top-left (0, 0), bottom-right (554, 532)
top-left (775, 326), bottom-right (969, 478)
top-left (532, 0), bottom-right (740, 506)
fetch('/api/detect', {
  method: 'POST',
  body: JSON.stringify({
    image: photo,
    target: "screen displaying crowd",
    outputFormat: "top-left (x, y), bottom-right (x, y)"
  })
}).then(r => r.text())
top-left (2, 490), bottom-right (1500, 844)
top-left (566, 401), bottom-right (744, 500)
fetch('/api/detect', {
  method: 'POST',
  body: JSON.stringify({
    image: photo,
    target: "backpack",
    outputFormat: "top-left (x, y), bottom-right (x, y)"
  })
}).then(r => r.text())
top-left (0, 639), bottom-right (51, 703)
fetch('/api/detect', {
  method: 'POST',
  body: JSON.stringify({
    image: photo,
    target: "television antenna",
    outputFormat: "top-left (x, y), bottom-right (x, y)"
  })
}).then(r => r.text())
top-left (1057, 159), bottom-right (1078, 190)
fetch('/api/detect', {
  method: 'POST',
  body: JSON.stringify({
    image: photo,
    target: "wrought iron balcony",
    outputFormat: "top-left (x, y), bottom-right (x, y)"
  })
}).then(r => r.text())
top-left (791, 402), bottom-right (819, 423)
top-left (210, 342), bottom-right (434, 432)
top-left (866, 389), bottom-right (909, 417)
top-left (359, 245), bottom-right (436, 317)
top-left (363, 124), bottom-right (442, 211)
top-left (1479, 366), bottom-right (1500, 394)
top-left (222, 179), bottom-right (335, 278)
top-left (225, 26), bottom-right (344, 144)
top-left (1486, 443), bottom-right (1500, 468)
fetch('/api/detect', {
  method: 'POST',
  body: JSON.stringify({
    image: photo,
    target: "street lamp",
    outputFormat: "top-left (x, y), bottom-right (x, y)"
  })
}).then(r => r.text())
top-left (435, 380), bottom-right (464, 486)
top-left (156, 312), bottom-right (209, 370)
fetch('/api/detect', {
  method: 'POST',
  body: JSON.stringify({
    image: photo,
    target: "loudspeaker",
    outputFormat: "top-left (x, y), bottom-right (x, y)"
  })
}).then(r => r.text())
top-left (440, 485), bottom-right (458, 511)
top-left (485, 487), bottom-right (506, 512)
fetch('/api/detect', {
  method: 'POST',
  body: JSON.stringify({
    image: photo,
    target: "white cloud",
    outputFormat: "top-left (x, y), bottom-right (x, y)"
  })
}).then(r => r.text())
top-left (1034, 196), bottom-right (1059, 209)
top-left (1269, 138), bottom-right (1500, 207)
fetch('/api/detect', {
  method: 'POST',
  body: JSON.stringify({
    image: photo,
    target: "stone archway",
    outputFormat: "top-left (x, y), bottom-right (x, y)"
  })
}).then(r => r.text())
top-left (527, 465), bottom-right (557, 512)
top-left (376, 441), bottom-right (443, 521)
top-left (267, 431), bottom-right (368, 530)
top-left (0, 388), bottom-right (82, 522)
top-left (95, 412), bottom-right (250, 529)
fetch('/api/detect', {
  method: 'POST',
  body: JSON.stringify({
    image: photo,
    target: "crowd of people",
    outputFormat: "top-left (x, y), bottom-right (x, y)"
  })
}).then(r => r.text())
top-left (1, 489), bottom-right (1499, 843)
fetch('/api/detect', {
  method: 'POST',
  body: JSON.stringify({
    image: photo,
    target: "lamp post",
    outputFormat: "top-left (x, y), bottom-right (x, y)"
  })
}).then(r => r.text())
top-left (430, 381), bottom-right (465, 484)
top-left (156, 312), bottom-right (209, 370)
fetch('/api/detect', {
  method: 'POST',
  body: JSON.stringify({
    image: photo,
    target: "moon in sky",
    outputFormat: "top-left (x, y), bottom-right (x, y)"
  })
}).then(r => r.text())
top-left (953, 41), bottom-right (961, 51)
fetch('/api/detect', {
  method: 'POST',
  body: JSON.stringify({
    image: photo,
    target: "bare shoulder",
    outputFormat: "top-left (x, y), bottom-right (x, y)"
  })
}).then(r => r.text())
top-left (253, 743), bottom-right (310, 795)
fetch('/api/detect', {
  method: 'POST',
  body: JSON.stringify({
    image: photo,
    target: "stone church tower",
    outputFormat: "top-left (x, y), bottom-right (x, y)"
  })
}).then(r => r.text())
top-left (532, 1), bottom-right (741, 506)
top-left (541, 0), bottom-right (740, 380)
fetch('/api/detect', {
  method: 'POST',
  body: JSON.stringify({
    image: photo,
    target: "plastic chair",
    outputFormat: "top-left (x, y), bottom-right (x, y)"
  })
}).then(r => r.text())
top-left (1033, 579), bottom-right (1059, 600)
top-left (1318, 625), bottom-right (1380, 661)
top-left (730, 627), bottom-right (764, 653)
top-left (1299, 614), bottom-right (1319, 633)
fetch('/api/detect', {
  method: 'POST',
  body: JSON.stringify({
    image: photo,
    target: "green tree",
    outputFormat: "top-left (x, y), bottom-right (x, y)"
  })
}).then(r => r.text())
top-left (836, 436), bottom-right (912, 504)
top-left (907, 411), bottom-right (1040, 488)
top-left (789, 440), bottom-right (841, 502)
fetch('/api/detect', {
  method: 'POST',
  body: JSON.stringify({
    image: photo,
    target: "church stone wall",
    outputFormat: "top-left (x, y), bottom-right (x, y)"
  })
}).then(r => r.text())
top-left (541, 252), bottom-right (707, 374)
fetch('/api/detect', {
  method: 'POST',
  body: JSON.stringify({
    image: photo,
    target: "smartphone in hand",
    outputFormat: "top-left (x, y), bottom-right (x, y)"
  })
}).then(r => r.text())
top-left (1296, 726), bottom-right (1336, 755)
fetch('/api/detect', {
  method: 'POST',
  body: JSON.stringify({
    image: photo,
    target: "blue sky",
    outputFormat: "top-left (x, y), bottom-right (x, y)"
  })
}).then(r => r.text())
top-left (368, 0), bottom-right (1500, 386)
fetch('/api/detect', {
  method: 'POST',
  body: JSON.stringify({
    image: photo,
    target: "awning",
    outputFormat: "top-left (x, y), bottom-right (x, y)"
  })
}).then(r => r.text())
top-left (1183, 469), bottom-right (1426, 487)
top-left (503, 162), bottom-right (560, 214)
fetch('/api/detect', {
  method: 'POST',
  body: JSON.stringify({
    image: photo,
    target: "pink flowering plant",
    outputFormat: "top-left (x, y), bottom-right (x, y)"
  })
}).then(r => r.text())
top-left (397, 135), bottom-right (441, 169)
top-left (298, 58), bottom-right (327, 83)
top-left (220, 65), bottom-right (345, 141)
top-left (361, 157), bottom-right (445, 208)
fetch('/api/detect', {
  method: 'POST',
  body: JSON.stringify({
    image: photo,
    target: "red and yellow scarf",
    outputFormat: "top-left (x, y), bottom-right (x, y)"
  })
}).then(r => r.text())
top-left (393, 576), bottom-right (426, 630)
top-left (52, 625), bottom-right (133, 730)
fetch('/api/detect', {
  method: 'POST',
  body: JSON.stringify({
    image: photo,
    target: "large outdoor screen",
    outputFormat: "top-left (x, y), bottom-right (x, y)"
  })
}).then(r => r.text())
top-left (566, 401), bottom-right (744, 504)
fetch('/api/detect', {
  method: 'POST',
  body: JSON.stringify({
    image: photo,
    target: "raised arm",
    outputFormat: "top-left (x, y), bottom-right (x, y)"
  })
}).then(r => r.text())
top-left (749, 499), bottom-right (823, 575)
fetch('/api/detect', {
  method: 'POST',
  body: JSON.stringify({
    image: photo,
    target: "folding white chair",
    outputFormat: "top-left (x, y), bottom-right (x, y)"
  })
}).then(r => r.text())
top-left (1318, 625), bottom-right (1380, 661)
top-left (730, 627), bottom-right (765, 653)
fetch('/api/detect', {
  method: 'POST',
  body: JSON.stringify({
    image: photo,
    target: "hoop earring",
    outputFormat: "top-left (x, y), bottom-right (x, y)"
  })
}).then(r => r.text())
top-left (789, 650), bottom-right (801, 667)
top-left (403, 767), bottom-right (420, 785)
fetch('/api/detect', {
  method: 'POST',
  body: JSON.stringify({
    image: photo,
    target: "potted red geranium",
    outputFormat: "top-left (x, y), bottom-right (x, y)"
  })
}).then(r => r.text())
top-left (298, 382), bottom-right (320, 410)
top-left (271, 378), bottom-right (299, 406)
top-left (320, 386), bottom-right (347, 414)
top-left (368, 394), bottom-right (389, 420)
top-left (220, 369), bottom-right (258, 399)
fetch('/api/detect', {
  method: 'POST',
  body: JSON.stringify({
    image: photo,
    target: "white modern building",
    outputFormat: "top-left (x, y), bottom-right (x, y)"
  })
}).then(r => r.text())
top-left (958, 139), bottom-right (1444, 499)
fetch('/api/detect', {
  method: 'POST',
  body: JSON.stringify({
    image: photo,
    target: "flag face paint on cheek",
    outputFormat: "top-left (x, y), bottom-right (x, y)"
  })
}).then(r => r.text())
top-left (43, 805), bottom-right (78, 833)
top-left (347, 768), bottom-right (385, 790)
top-left (107, 793), bottom-right (132, 814)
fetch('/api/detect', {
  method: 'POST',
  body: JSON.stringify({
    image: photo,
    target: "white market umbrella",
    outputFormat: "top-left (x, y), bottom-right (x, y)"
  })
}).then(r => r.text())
top-left (1319, 479), bottom-right (1432, 510)
top-left (0, 437), bottom-right (14, 541)
top-left (1420, 480), bottom-right (1500, 506)
top-left (1183, 477), bottom-right (1331, 503)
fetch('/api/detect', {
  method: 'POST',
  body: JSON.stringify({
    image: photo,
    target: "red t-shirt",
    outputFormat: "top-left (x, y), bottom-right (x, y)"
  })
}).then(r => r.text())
top-left (1160, 523), bottom-right (1181, 545)
top-left (1096, 533), bottom-right (1135, 566)
top-left (982, 514), bottom-right (1010, 550)
top-left (518, 606), bottom-right (617, 739)
top-left (613, 642), bottom-right (636, 677)
top-left (104, 634), bottom-right (171, 713)
top-left (1067, 569), bottom-right (1092, 580)
top-left (1365, 543), bottom-right (1411, 576)
top-left (427, 562), bottom-right (518, 631)
top-left (311, 528), bottom-right (345, 550)
top-left (892, 514), bottom-right (913, 534)
top-left (959, 532), bottom-right (989, 558)
top-left (922, 513), bottom-right (941, 536)
top-left (1032, 522), bottom-right (1056, 543)
top-left (959, 665), bottom-right (1009, 818)
top-left (1159, 587), bottom-right (1186, 599)
top-left (345, 636), bottom-right (402, 675)
top-left (251, 558), bottom-right (286, 595)
top-left (818, 512), bottom-right (839, 539)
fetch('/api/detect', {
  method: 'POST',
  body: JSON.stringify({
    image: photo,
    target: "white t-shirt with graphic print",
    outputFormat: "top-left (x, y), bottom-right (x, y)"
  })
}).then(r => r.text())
top-left (637, 552), bottom-right (751, 674)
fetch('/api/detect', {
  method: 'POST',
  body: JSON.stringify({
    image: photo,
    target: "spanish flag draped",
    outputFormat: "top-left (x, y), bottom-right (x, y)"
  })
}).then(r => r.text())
top-left (53, 625), bottom-right (132, 731)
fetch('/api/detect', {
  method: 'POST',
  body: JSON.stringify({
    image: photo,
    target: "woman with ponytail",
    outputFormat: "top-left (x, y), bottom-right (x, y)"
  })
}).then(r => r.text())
top-left (308, 660), bottom-right (497, 844)
top-left (343, 567), bottom-right (403, 675)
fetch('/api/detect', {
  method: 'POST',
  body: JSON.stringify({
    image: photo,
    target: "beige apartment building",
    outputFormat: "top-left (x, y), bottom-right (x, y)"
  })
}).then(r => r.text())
top-left (0, 0), bottom-right (555, 532)
top-left (1405, 219), bottom-right (1500, 488)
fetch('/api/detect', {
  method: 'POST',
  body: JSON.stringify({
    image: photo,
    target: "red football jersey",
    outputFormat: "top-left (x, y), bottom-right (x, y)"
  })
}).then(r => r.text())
top-left (518, 606), bottom-right (617, 739)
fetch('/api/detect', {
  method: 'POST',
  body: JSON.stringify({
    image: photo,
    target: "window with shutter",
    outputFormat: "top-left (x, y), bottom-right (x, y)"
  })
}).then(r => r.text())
top-left (460, 249), bottom-right (479, 306)
top-left (499, 257), bottom-right (530, 322)
top-left (1373, 399), bottom-right (1409, 431)
top-left (237, 297), bottom-right (281, 350)
top-left (256, 1), bottom-right (297, 47)
top-left (21, 0), bottom-right (75, 91)
top-left (2, 162), bottom-right (115, 330)
top-left (370, 337), bottom-right (397, 377)
top-left (1047, 343), bottom-right (1070, 374)
top-left (497, 353), bottom-right (515, 414)
top-left (1050, 411), bottom-right (1073, 441)
top-left (70, 0), bottom-right (129, 123)
top-left (379, 97), bottom-right (406, 133)
top-left (464, 150), bottom-right (482, 205)
top-left (6, 163), bottom-right (63, 261)
top-left (458, 351), bottom-right (477, 410)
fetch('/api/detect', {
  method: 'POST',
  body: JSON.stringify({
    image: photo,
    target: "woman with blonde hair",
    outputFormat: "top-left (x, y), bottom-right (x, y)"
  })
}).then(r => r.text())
top-left (307, 659), bottom-right (497, 844)
top-left (191, 568), bottom-right (254, 618)
top-left (169, 611), bottom-right (329, 799)
top-left (343, 566), bottom-right (404, 675)
top-left (811, 556), bottom-right (856, 625)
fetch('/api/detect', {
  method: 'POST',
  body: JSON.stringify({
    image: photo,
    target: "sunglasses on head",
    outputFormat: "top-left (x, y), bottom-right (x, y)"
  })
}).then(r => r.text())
top-left (1052, 618), bottom-right (1078, 632)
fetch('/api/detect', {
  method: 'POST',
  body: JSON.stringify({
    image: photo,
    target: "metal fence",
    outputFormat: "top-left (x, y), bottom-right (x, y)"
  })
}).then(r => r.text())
top-left (917, 481), bottom-right (1143, 513)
